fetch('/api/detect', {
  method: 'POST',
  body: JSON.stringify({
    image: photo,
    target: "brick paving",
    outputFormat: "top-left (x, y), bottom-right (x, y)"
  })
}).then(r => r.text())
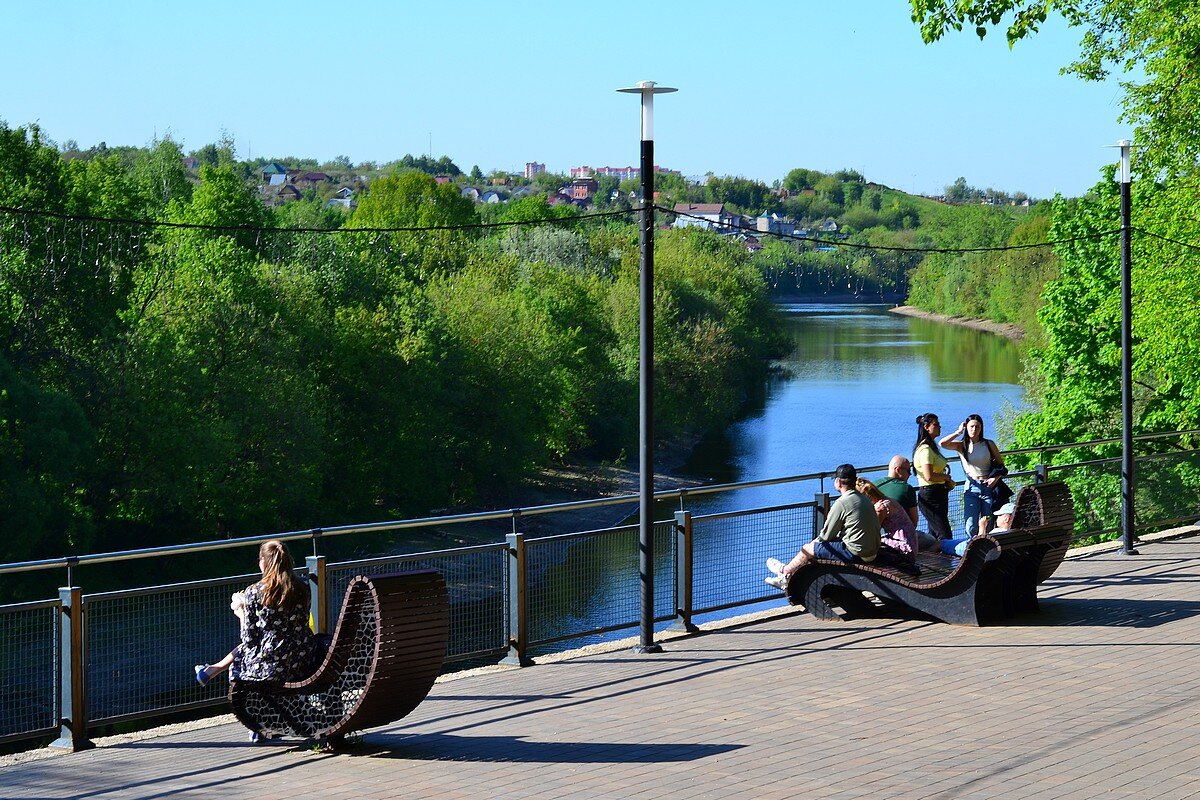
top-left (5, 534), bottom-right (1200, 799)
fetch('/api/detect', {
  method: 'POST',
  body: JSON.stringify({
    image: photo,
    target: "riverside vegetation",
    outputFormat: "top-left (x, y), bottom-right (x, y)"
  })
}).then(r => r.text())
top-left (0, 125), bottom-right (792, 576)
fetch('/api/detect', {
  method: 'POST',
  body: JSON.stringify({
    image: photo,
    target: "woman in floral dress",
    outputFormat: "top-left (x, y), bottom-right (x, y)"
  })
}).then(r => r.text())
top-left (194, 540), bottom-right (320, 693)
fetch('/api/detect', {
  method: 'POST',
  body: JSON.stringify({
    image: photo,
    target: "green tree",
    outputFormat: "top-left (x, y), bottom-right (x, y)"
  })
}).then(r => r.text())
top-left (348, 171), bottom-right (480, 286)
top-left (131, 136), bottom-right (192, 215)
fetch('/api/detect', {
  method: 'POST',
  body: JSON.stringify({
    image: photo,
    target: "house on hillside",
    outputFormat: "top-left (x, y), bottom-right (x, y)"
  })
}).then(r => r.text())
top-left (461, 187), bottom-right (481, 202)
top-left (261, 163), bottom-right (289, 186)
top-left (818, 218), bottom-right (839, 233)
top-left (294, 171), bottom-right (331, 187)
top-left (756, 213), bottom-right (795, 237)
top-left (481, 190), bottom-right (505, 204)
top-left (672, 203), bottom-right (738, 233)
top-left (434, 175), bottom-right (452, 185)
top-left (273, 184), bottom-right (302, 205)
top-left (570, 177), bottom-right (598, 201)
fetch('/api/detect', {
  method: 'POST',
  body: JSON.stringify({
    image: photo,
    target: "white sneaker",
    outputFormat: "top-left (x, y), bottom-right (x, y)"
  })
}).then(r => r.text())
top-left (764, 574), bottom-right (788, 590)
top-left (766, 557), bottom-right (786, 575)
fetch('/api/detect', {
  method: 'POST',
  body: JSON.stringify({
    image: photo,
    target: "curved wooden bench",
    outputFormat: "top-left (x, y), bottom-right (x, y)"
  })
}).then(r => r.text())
top-left (785, 482), bottom-right (1074, 626)
top-left (230, 569), bottom-right (449, 740)
top-left (990, 481), bottom-right (1075, 614)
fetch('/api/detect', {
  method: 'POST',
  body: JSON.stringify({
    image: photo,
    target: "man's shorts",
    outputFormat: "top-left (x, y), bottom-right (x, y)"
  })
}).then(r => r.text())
top-left (810, 540), bottom-right (862, 563)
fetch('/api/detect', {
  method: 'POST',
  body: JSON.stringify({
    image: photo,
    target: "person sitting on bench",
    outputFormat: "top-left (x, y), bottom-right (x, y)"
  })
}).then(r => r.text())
top-left (939, 501), bottom-right (1016, 556)
top-left (193, 540), bottom-right (322, 741)
top-left (765, 463), bottom-right (881, 589)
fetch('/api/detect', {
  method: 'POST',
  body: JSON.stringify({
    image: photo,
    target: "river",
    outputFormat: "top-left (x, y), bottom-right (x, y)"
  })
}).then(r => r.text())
top-left (679, 302), bottom-right (1026, 511)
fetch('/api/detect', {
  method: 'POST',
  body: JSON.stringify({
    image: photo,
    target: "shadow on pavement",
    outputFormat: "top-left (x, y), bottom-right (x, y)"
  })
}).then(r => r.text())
top-left (351, 732), bottom-right (744, 763)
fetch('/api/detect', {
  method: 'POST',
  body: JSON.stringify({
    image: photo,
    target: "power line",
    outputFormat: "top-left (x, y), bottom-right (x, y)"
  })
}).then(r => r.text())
top-left (661, 206), bottom-right (1122, 254)
top-left (0, 204), bottom-right (636, 235)
top-left (1133, 227), bottom-right (1200, 252)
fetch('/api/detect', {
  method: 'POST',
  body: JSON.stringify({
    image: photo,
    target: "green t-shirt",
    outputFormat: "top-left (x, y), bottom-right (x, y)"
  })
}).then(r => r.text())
top-left (876, 476), bottom-right (917, 512)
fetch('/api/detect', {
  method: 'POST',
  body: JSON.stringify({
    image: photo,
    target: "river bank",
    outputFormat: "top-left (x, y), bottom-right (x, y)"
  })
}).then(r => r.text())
top-left (888, 304), bottom-right (1025, 341)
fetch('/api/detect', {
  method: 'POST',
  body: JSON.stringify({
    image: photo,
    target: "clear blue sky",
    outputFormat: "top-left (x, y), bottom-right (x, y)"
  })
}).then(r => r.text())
top-left (3, 1), bottom-right (1129, 199)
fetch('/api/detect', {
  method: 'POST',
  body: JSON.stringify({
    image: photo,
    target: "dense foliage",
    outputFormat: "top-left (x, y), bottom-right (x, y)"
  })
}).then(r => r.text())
top-left (0, 124), bottom-right (786, 564)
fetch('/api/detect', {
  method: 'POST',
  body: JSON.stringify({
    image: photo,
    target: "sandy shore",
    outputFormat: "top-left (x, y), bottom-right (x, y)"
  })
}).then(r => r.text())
top-left (888, 305), bottom-right (1024, 341)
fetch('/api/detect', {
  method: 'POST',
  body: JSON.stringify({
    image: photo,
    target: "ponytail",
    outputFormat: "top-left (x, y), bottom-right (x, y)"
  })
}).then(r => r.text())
top-left (257, 540), bottom-right (307, 611)
top-left (913, 413), bottom-right (942, 457)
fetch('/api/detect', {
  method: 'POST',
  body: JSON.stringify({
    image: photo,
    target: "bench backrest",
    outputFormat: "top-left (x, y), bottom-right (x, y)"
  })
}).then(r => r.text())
top-left (229, 569), bottom-right (448, 739)
top-left (1009, 481), bottom-right (1074, 583)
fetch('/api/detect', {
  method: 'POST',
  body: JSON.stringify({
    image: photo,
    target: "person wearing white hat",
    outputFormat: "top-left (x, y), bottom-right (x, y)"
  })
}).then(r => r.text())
top-left (992, 502), bottom-right (1016, 531)
top-left (938, 500), bottom-right (1019, 557)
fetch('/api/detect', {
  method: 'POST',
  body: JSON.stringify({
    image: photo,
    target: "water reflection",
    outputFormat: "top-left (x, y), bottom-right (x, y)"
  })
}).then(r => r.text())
top-left (681, 304), bottom-right (1026, 507)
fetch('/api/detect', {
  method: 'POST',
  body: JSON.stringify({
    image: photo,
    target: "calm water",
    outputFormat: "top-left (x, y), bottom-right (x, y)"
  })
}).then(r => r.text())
top-left (680, 303), bottom-right (1026, 510)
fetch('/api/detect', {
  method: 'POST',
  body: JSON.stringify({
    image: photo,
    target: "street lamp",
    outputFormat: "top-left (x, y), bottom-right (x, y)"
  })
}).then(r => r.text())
top-left (617, 80), bottom-right (676, 653)
top-left (1118, 139), bottom-right (1138, 555)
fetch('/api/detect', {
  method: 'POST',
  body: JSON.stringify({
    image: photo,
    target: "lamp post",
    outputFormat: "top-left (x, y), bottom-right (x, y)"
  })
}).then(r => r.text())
top-left (1118, 139), bottom-right (1138, 556)
top-left (617, 80), bottom-right (676, 653)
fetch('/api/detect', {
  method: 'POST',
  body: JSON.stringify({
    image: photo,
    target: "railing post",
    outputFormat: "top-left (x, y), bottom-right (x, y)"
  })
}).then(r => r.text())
top-left (50, 586), bottom-right (93, 751)
top-left (670, 511), bottom-right (699, 633)
top-left (305, 555), bottom-right (328, 635)
top-left (813, 492), bottom-right (831, 540)
top-left (1034, 462), bottom-right (1048, 484)
top-left (502, 532), bottom-right (534, 666)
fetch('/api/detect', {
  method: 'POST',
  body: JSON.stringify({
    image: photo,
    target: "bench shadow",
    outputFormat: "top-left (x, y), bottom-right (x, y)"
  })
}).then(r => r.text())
top-left (809, 596), bottom-right (1200, 629)
top-left (1010, 597), bottom-right (1200, 628)
top-left (350, 732), bottom-right (744, 763)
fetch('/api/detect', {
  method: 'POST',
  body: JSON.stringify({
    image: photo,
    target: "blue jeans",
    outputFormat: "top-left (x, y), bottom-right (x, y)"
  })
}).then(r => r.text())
top-left (963, 478), bottom-right (996, 538)
top-left (940, 536), bottom-right (971, 557)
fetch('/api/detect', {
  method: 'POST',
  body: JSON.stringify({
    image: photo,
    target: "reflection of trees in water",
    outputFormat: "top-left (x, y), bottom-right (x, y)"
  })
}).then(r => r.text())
top-left (784, 308), bottom-right (1023, 386)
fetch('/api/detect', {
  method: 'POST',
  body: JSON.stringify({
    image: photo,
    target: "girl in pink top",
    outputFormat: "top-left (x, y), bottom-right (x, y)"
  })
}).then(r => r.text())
top-left (858, 479), bottom-right (918, 557)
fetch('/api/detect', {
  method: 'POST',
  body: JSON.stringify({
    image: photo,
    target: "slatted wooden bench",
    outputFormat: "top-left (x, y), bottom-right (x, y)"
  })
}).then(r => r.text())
top-left (785, 481), bottom-right (1074, 625)
top-left (230, 569), bottom-right (449, 743)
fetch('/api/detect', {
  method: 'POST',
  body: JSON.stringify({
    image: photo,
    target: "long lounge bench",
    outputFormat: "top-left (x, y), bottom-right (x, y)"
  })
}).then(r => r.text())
top-left (230, 569), bottom-right (449, 742)
top-left (785, 481), bottom-right (1075, 625)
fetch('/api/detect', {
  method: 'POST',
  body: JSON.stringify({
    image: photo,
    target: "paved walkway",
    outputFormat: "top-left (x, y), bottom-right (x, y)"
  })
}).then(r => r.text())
top-left (6, 533), bottom-right (1200, 799)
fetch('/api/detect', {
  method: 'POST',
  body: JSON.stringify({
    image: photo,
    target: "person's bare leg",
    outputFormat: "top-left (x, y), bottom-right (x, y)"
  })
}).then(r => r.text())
top-left (206, 650), bottom-right (234, 676)
top-left (782, 542), bottom-right (817, 577)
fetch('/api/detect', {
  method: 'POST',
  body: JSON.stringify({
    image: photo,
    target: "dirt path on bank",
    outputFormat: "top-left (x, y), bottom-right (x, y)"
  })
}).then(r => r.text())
top-left (888, 305), bottom-right (1024, 341)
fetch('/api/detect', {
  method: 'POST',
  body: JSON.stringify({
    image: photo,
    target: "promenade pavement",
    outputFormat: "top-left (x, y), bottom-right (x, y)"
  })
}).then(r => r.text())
top-left (5, 533), bottom-right (1200, 799)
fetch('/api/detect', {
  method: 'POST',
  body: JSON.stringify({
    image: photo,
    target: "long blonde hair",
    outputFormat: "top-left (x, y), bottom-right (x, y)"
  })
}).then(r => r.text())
top-left (856, 478), bottom-right (885, 503)
top-left (257, 540), bottom-right (307, 610)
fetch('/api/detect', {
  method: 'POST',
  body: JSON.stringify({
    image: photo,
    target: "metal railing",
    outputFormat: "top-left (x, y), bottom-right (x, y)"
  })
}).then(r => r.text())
top-left (2, 429), bottom-right (1199, 750)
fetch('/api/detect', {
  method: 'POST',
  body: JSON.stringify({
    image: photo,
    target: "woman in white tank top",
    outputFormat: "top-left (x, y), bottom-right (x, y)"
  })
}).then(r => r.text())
top-left (939, 414), bottom-right (1006, 538)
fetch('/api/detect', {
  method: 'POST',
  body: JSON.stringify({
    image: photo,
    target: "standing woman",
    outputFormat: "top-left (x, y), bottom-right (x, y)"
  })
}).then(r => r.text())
top-left (913, 413), bottom-right (956, 542)
top-left (940, 413), bottom-right (1006, 538)
top-left (194, 540), bottom-right (321, 740)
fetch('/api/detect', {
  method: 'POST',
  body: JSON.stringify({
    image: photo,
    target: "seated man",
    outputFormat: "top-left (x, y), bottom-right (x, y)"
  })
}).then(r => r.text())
top-left (876, 455), bottom-right (939, 552)
top-left (939, 501), bottom-right (1015, 556)
top-left (765, 463), bottom-right (881, 589)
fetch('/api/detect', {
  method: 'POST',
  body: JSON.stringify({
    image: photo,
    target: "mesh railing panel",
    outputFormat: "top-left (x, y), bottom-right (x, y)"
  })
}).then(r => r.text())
top-left (326, 546), bottom-right (506, 663)
top-left (526, 522), bottom-right (675, 645)
top-left (692, 504), bottom-right (814, 612)
top-left (85, 576), bottom-right (249, 723)
top-left (0, 602), bottom-right (59, 741)
top-left (1049, 449), bottom-right (1200, 541)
